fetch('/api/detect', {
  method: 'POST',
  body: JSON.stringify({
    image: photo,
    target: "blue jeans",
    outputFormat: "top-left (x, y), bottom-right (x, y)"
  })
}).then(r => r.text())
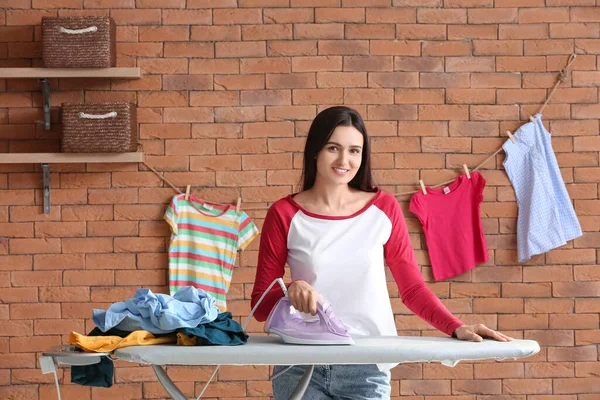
top-left (271, 364), bottom-right (391, 400)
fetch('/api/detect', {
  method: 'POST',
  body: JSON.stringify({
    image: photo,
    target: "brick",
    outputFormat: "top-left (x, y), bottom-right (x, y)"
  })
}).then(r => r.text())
top-left (468, 8), bottom-right (517, 24)
top-left (548, 346), bottom-right (598, 362)
top-left (9, 238), bottom-right (61, 254)
top-left (214, 8), bottom-right (262, 25)
top-left (346, 24), bottom-right (395, 39)
top-left (191, 26), bottom-right (240, 42)
top-left (368, 105), bottom-right (417, 120)
top-left (421, 73), bottom-right (470, 88)
top-left (0, 287), bottom-right (37, 303)
top-left (550, 314), bottom-right (599, 329)
top-left (268, 39), bottom-right (317, 56)
top-left (418, 9), bottom-right (466, 24)
top-left (519, 8), bottom-right (570, 23)
top-left (114, 237), bottom-right (165, 253)
top-left (346, 55), bottom-right (393, 71)
top-left (319, 40), bottom-right (369, 55)
top-left (163, 9), bottom-right (211, 25)
top-left (87, 221), bottom-right (138, 237)
top-left (369, 72), bottom-right (418, 88)
top-left (60, 173), bottom-right (110, 188)
top-left (216, 41), bottom-right (266, 58)
top-left (163, 107), bottom-right (214, 123)
top-left (266, 72), bottom-right (316, 89)
top-left (0, 387), bottom-right (37, 400)
top-left (473, 40), bottom-right (523, 55)
top-left (554, 378), bottom-right (600, 394)
top-left (240, 58), bottom-right (291, 74)
top-left (452, 380), bottom-right (502, 395)
top-left (115, 270), bottom-right (166, 286)
top-left (62, 238), bottom-right (113, 254)
top-left (190, 92), bottom-right (239, 107)
top-left (266, 105), bottom-right (317, 121)
top-left (370, 40), bottom-right (420, 56)
top-left (0, 255), bottom-right (32, 271)
top-left (114, 204), bottom-right (166, 221)
top-left (34, 254), bottom-right (84, 270)
top-left (550, 23), bottom-right (600, 38)
top-left (0, 222), bottom-right (33, 238)
top-left (449, 24), bottom-right (497, 40)
top-left (11, 271), bottom-right (61, 287)
top-left (241, 89), bottom-right (291, 106)
top-left (524, 330), bottom-right (575, 347)
top-left (215, 106), bottom-right (265, 122)
top-left (366, 7), bottom-right (415, 23)
top-left (524, 39), bottom-right (574, 55)
top-left (446, 57), bottom-right (495, 72)
top-left (190, 59), bottom-right (239, 75)
top-left (395, 56), bottom-right (443, 72)
top-left (139, 26), bottom-right (189, 42)
top-left (499, 23), bottom-right (549, 40)
top-left (502, 379), bottom-right (553, 395)
top-left (39, 287), bottom-right (89, 302)
top-left (315, 7), bottom-right (364, 23)
top-left (401, 380), bottom-right (451, 396)
top-left (419, 105), bottom-right (469, 121)
top-left (137, 58), bottom-right (188, 74)
top-left (525, 362), bottom-right (575, 379)
top-left (34, 222), bottom-right (85, 238)
top-left (63, 270), bottom-right (114, 286)
top-left (263, 8), bottom-right (314, 24)
top-left (62, 205), bottom-right (113, 221)
top-left (11, 303), bottom-right (60, 319)
top-left (0, 353), bottom-right (35, 369)
top-left (294, 23), bottom-right (343, 39)
top-left (139, 221), bottom-right (170, 237)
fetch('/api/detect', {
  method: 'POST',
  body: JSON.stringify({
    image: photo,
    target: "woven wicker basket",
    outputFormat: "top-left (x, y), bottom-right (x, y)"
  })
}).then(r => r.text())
top-left (42, 16), bottom-right (116, 68)
top-left (61, 102), bottom-right (137, 153)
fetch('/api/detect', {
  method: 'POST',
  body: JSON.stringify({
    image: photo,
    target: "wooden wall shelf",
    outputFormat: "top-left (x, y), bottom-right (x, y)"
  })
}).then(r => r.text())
top-left (0, 152), bottom-right (144, 164)
top-left (0, 67), bottom-right (142, 79)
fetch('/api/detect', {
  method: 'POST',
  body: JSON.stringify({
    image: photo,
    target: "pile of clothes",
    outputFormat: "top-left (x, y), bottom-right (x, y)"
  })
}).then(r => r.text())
top-left (71, 287), bottom-right (248, 388)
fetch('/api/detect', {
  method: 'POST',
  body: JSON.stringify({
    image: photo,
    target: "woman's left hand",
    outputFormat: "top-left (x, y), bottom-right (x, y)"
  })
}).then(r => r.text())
top-left (453, 324), bottom-right (514, 342)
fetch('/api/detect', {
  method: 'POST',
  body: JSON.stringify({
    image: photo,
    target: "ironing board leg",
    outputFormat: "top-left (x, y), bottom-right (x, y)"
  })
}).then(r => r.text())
top-left (288, 365), bottom-right (314, 400)
top-left (151, 365), bottom-right (187, 400)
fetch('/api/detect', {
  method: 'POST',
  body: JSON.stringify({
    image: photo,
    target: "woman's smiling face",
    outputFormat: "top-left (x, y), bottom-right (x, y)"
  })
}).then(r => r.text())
top-left (315, 125), bottom-right (364, 187)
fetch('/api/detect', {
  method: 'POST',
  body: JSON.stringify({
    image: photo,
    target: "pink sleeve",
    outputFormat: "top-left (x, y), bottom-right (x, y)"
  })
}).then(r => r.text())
top-left (250, 202), bottom-right (291, 322)
top-left (408, 192), bottom-right (427, 227)
top-left (476, 172), bottom-right (486, 203)
top-left (382, 195), bottom-right (464, 337)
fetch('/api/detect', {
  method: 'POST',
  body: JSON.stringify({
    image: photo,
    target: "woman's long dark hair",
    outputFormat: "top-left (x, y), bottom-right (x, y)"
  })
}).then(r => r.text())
top-left (301, 106), bottom-right (375, 192)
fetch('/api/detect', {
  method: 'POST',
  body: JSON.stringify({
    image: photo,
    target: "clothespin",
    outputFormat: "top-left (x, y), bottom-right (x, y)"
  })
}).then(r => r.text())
top-left (529, 115), bottom-right (536, 123)
top-left (185, 185), bottom-right (191, 201)
top-left (506, 130), bottom-right (516, 144)
top-left (463, 164), bottom-right (471, 179)
top-left (418, 180), bottom-right (427, 195)
top-left (235, 197), bottom-right (241, 213)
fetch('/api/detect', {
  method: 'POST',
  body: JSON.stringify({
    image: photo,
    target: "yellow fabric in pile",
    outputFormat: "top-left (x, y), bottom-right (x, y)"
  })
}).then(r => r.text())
top-left (70, 330), bottom-right (177, 352)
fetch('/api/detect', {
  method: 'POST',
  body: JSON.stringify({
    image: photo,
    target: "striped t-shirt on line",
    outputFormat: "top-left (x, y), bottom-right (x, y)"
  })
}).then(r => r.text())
top-left (164, 194), bottom-right (259, 312)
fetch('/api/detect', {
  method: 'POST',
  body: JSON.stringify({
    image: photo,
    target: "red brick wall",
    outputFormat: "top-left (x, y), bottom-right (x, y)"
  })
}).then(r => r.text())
top-left (1, 1), bottom-right (599, 399)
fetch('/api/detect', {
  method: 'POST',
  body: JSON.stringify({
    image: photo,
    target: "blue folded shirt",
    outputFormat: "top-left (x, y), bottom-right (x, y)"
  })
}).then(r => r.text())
top-left (93, 286), bottom-right (220, 334)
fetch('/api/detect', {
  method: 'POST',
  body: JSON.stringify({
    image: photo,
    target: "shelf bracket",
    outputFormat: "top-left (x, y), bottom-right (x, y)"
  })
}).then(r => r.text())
top-left (42, 163), bottom-right (51, 214)
top-left (39, 78), bottom-right (51, 130)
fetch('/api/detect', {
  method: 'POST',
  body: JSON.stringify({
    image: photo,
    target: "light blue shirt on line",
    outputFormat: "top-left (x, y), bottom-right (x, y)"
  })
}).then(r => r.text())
top-left (502, 114), bottom-right (582, 262)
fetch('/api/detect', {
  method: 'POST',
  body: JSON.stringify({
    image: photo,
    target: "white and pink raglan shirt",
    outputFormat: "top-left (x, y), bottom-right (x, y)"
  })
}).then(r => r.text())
top-left (251, 189), bottom-right (464, 351)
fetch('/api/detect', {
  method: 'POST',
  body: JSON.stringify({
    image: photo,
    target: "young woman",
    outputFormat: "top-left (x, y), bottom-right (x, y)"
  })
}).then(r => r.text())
top-left (250, 106), bottom-right (512, 400)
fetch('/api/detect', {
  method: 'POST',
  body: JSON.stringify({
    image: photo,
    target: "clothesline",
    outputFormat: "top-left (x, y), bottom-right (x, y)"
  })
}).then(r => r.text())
top-left (140, 53), bottom-right (577, 201)
top-left (393, 53), bottom-right (577, 197)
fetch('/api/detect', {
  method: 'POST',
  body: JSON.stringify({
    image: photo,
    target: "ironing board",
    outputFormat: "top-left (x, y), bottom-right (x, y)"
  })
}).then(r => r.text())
top-left (44, 335), bottom-right (540, 400)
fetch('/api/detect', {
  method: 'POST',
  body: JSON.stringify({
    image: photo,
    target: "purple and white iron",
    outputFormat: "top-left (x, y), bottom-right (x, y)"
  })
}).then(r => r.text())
top-left (264, 278), bottom-right (354, 345)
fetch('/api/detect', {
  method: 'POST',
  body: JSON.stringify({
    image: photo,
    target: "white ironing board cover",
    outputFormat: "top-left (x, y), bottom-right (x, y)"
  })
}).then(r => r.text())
top-left (113, 335), bottom-right (540, 367)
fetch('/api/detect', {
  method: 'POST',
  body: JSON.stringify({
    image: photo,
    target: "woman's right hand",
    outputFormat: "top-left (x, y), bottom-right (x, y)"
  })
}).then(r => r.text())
top-left (287, 280), bottom-right (320, 316)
